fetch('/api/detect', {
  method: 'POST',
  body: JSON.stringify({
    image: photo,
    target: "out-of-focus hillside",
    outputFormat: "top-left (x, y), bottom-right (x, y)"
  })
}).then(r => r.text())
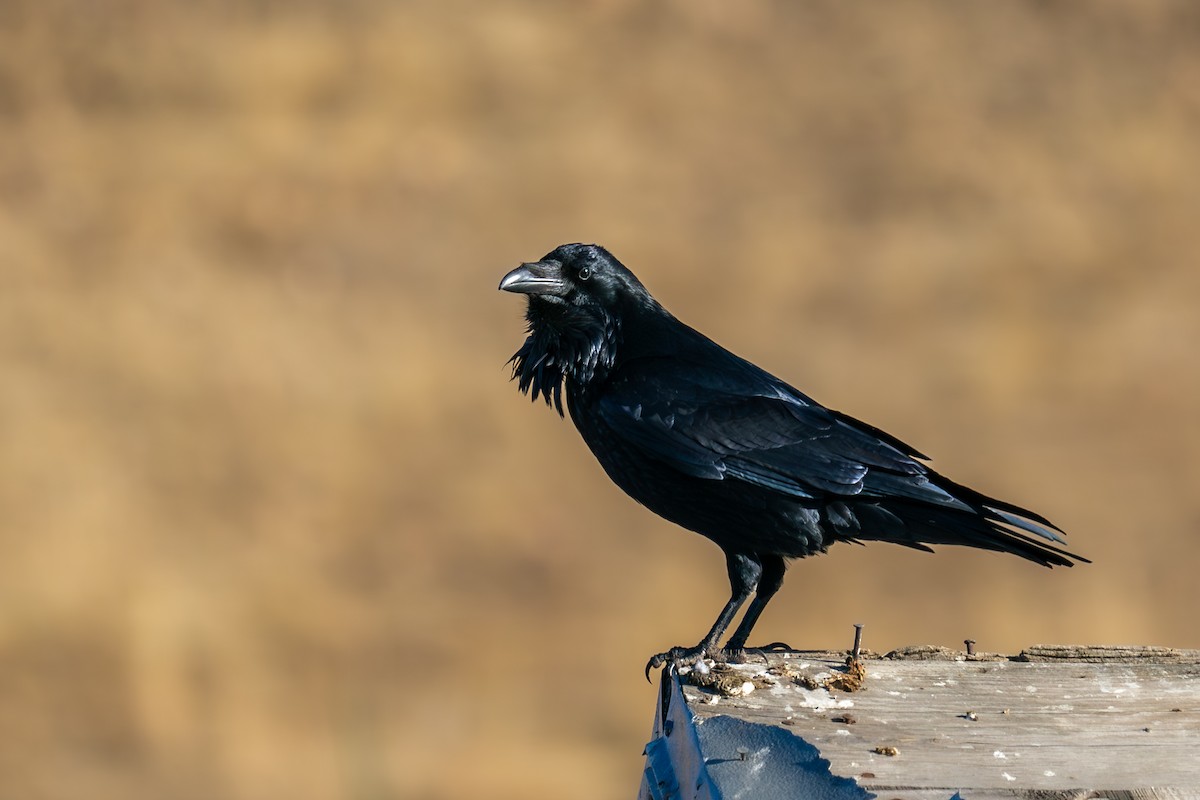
top-left (1, 1), bottom-right (1198, 798)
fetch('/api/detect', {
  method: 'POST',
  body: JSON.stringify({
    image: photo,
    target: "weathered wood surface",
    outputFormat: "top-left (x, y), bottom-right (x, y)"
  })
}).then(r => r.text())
top-left (678, 645), bottom-right (1200, 799)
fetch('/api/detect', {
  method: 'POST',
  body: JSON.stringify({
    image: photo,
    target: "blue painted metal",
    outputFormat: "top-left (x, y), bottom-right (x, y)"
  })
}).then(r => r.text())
top-left (638, 667), bottom-right (717, 800)
top-left (637, 668), bottom-right (874, 800)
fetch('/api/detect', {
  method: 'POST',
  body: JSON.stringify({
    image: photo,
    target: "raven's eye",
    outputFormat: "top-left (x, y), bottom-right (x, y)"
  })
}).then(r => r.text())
top-left (578, 266), bottom-right (592, 281)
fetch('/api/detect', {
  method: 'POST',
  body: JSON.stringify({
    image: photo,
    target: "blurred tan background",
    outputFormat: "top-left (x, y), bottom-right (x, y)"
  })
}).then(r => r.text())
top-left (1, 0), bottom-right (1198, 797)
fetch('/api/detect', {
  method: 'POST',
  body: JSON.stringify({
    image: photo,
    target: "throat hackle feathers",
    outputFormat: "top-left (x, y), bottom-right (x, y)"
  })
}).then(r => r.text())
top-left (507, 300), bottom-right (620, 415)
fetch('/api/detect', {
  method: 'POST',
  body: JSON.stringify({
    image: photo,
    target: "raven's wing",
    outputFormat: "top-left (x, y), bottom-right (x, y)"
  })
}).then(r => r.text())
top-left (593, 351), bottom-right (1077, 564)
top-left (595, 357), bottom-right (974, 511)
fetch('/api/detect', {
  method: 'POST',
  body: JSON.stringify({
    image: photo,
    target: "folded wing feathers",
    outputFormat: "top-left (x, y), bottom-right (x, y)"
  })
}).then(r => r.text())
top-left (601, 377), bottom-right (1075, 555)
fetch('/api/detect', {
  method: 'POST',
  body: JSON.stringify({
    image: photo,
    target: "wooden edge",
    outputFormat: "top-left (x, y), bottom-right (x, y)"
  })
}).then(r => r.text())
top-left (733, 644), bottom-right (1200, 664)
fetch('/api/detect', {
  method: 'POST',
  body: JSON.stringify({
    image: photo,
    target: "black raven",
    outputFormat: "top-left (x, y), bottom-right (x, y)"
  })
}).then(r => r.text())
top-left (500, 243), bottom-right (1085, 673)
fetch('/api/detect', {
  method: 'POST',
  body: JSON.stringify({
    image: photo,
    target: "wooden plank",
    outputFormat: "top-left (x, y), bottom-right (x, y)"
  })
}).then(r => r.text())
top-left (676, 646), bottom-right (1200, 798)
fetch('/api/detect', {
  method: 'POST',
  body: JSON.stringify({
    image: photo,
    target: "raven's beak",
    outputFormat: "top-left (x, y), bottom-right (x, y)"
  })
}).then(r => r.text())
top-left (499, 260), bottom-right (567, 296)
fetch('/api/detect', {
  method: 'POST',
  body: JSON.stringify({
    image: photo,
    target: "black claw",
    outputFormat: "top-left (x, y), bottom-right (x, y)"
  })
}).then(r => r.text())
top-left (724, 641), bottom-right (794, 665)
top-left (644, 650), bottom-right (673, 682)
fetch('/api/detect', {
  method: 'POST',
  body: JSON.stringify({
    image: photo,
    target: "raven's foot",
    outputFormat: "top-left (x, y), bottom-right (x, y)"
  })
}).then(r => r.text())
top-left (713, 640), bottom-right (795, 665)
top-left (644, 645), bottom-right (711, 681)
top-left (644, 641), bottom-right (797, 680)
top-left (737, 641), bottom-right (795, 659)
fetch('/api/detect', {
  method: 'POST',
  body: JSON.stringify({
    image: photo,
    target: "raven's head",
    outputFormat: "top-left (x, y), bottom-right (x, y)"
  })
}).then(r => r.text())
top-left (499, 243), bottom-right (649, 305)
top-left (499, 243), bottom-right (652, 414)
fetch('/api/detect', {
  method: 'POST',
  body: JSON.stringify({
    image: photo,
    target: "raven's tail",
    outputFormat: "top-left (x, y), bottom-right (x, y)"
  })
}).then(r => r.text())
top-left (847, 477), bottom-right (1087, 568)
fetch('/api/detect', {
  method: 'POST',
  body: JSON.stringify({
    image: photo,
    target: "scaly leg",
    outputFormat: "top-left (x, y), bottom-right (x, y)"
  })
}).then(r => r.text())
top-left (644, 552), bottom-right (761, 678)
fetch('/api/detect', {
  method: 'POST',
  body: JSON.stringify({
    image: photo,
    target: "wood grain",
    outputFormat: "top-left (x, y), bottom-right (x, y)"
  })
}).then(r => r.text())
top-left (680, 647), bottom-right (1200, 798)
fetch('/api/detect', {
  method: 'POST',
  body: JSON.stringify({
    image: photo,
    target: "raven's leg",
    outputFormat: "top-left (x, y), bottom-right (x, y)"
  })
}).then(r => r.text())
top-left (721, 553), bottom-right (788, 659)
top-left (645, 552), bottom-right (761, 676)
